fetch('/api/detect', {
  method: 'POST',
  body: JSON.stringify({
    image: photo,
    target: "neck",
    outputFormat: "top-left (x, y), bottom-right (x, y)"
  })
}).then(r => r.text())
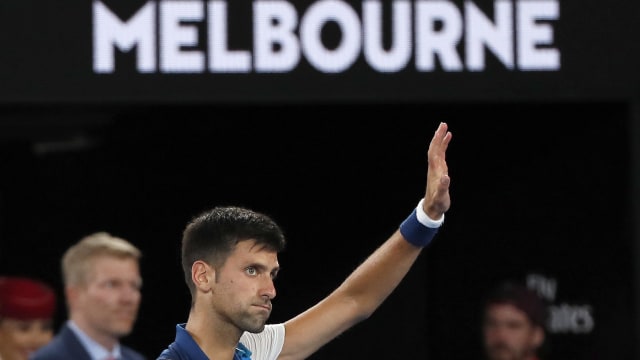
top-left (70, 316), bottom-right (119, 351)
top-left (185, 308), bottom-right (243, 360)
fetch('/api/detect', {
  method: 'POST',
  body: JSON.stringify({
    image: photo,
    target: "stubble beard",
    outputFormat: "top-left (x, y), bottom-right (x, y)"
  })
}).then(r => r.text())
top-left (236, 310), bottom-right (269, 334)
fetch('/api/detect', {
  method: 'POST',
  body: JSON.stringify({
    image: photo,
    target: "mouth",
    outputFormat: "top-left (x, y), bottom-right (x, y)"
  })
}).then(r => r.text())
top-left (254, 302), bottom-right (272, 314)
top-left (488, 346), bottom-right (511, 356)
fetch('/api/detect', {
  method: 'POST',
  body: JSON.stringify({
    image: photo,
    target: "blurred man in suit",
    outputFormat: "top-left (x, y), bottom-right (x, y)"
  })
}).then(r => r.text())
top-left (31, 232), bottom-right (146, 360)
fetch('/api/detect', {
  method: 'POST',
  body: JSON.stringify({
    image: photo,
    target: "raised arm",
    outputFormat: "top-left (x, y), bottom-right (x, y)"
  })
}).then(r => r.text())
top-left (278, 122), bottom-right (452, 360)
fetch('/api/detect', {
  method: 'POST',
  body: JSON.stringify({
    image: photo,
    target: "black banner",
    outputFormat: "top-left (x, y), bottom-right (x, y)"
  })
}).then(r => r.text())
top-left (0, 0), bottom-right (638, 104)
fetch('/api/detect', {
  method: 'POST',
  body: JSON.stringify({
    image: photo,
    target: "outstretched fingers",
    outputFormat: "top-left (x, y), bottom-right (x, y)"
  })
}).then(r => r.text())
top-left (429, 122), bottom-right (452, 159)
top-left (424, 122), bottom-right (452, 217)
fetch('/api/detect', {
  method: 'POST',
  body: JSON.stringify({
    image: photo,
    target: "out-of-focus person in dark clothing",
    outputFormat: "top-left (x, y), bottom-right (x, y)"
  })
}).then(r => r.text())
top-left (482, 281), bottom-right (548, 360)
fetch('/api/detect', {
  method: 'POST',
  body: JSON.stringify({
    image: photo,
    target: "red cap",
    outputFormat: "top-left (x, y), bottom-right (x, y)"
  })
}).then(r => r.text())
top-left (0, 276), bottom-right (56, 320)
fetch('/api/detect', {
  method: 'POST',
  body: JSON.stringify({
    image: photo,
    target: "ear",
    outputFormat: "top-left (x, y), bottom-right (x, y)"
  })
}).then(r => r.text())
top-left (65, 285), bottom-right (79, 308)
top-left (191, 260), bottom-right (214, 292)
top-left (531, 325), bottom-right (545, 349)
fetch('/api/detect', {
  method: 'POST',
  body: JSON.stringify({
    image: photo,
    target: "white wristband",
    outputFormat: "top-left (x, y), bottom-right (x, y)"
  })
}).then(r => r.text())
top-left (416, 199), bottom-right (444, 228)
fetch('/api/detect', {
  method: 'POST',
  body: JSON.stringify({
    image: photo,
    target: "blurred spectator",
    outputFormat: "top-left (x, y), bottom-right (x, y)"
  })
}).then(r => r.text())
top-left (30, 232), bottom-right (146, 360)
top-left (0, 276), bottom-right (56, 360)
top-left (482, 281), bottom-right (548, 360)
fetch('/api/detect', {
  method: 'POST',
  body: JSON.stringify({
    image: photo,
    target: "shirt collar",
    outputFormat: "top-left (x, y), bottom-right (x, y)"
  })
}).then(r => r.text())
top-left (174, 324), bottom-right (253, 360)
top-left (67, 320), bottom-right (122, 360)
top-left (235, 342), bottom-right (252, 360)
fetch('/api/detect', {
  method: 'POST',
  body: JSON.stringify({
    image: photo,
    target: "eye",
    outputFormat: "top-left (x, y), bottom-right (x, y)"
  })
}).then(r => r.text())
top-left (245, 267), bottom-right (257, 276)
top-left (42, 320), bottom-right (54, 331)
top-left (17, 321), bottom-right (32, 332)
top-left (103, 280), bottom-right (118, 289)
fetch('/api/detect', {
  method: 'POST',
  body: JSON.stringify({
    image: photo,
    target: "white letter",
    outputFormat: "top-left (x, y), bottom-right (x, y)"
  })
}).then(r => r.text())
top-left (465, 0), bottom-right (514, 71)
top-left (254, 0), bottom-right (300, 72)
top-left (93, 1), bottom-right (156, 73)
top-left (363, 0), bottom-right (412, 72)
top-left (415, 0), bottom-right (463, 71)
top-left (208, 0), bottom-right (251, 73)
top-left (300, 0), bottom-right (361, 73)
top-left (160, 1), bottom-right (205, 73)
top-left (517, 0), bottom-right (559, 70)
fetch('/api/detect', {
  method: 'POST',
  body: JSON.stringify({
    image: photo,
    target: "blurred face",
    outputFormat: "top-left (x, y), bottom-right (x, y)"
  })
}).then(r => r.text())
top-left (483, 303), bottom-right (543, 360)
top-left (69, 255), bottom-right (141, 348)
top-left (209, 240), bottom-right (279, 334)
top-left (0, 317), bottom-right (53, 360)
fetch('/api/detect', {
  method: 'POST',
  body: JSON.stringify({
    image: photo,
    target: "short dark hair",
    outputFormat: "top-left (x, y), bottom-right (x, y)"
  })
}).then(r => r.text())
top-left (181, 206), bottom-right (286, 296)
top-left (484, 281), bottom-right (548, 328)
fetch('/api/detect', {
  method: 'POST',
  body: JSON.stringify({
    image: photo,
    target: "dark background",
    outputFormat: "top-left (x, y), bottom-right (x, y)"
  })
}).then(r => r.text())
top-left (0, 101), bottom-right (635, 359)
top-left (1, 0), bottom-right (639, 358)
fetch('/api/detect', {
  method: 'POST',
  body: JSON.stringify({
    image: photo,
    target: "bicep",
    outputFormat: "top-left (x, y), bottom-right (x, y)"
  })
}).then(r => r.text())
top-left (277, 295), bottom-right (364, 360)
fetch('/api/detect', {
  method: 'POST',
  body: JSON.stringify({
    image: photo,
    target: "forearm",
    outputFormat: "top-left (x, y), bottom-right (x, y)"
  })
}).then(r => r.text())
top-left (331, 230), bottom-right (422, 321)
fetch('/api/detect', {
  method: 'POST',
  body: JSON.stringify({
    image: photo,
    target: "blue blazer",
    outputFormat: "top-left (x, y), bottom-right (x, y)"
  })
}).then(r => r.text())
top-left (30, 323), bottom-right (146, 360)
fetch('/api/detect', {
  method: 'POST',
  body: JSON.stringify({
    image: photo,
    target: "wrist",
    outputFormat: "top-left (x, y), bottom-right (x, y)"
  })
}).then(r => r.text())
top-left (416, 198), bottom-right (445, 227)
top-left (399, 199), bottom-right (444, 247)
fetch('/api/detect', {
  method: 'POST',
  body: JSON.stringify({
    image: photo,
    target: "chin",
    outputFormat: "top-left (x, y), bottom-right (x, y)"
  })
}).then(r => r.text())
top-left (247, 322), bottom-right (267, 334)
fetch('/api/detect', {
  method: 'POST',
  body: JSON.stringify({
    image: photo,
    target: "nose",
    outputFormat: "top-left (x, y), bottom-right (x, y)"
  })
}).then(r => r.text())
top-left (261, 277), bottom-right (276, 300)
top-left (487, 324), bottom-right (511, 343)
